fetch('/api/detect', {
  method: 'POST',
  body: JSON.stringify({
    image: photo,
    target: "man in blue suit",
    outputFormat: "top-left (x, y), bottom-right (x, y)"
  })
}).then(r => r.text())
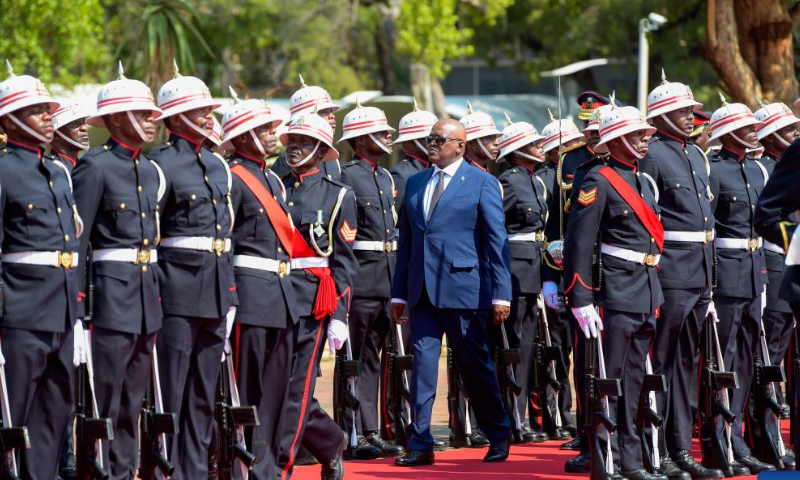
top-left (391, 119), bottom-right (513, 466)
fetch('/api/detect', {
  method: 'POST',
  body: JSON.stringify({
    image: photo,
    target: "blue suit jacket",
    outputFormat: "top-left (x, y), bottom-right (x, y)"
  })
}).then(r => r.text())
top-left (392, 160), bottom-right (512, 309)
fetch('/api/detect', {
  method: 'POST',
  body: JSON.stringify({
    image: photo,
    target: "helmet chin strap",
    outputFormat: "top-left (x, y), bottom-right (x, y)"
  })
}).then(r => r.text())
top-left (621, 135), bottom-right (646, 160)
top-left (248, 129), bottom-right (266, 156)
top-left (773, 132), bottom-right (792, 147)
top-left (513, 151), bottom-right (544, 163)
top-left (369, 133), bottom-right (392, 155)
top-left (287, 140), bottom-right (320, 168)
top-left (126, 110), bottom-right (150, 142)
top-left (731, 132), bottom-right (758, 149)
top-left (476, 138), bottom-right (496, 161)
top-left (55, 130), bottom-right (89, 151)
top-left (179, 113), bottom-right (214, 144)
top-left (413, 138), bottom-right (428, 155)
top-left (8, 113), bottom-right (51, 144)
top-left (660, 114), bottom-right (689, 140)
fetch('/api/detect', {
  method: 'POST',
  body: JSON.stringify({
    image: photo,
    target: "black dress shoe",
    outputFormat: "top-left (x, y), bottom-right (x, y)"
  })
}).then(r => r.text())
top-left (365, 432), bottom-right (405, 457)
top-left (548, 427), bottom-right (572, 441)
top-left (735, 455), bottom-right (775, 474)
top-left (564, 451), bottom-right (591, 473)
top-left (58, 467), bottom-right (76, 480)
top-left (520, 426), bottom-right (546, 443)
top-left (467, 430), bottom-right (490, 448)
top-left (395, 450), bottom-right (435, 467)
top-left (779, 454), bottom-right (795, 470)
top-left (321, 437), bottom-right (346, 480)
top-left (659, 455), bottom-right (691, 480)
top-left (563, 424), bottom-right (578, 437)
top-left (433, 438), bottom-right (448, 451)
top-left (295, 444), bottom-right (320, 466)
top-left (727, 460), bottom-right (750, 477)
top-left (560, 436), bottom-right (581, 450)
top-left (672, 450), bottom-right (724, 479)
top-left (483, 436), bottom-right (510, 463)
top-left (622, 469), bottom-right (667, 480)
top-left (349, 435), bottom-right (383, 460)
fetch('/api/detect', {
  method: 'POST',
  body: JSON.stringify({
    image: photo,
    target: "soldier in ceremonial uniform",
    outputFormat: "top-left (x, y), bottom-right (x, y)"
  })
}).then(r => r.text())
top-left (148, 66), bottom-right (236, 479)
top-left (639, 75), bottom-right (721, 480)
top-left (223, 90), bottom-right (295, 479)
top-left (495, 119), bottom-right (557, 442)
top-left (705, 96), bottom-right (775, 475)
top-left (337, 103), bottom-right (403, 458)
top-left (272, 113), bottom-right (357, 480)
top-left (271, 75), bottom-right (341, 181)
top-left (459, 103), bottom-right (501, 172)
top-left (563, 105), bottom-right (666, 480)
top-left (73, 64), bottom-right (164, 478)
top-left (0, 64), bottom-right (79, 480)
top-left (689, 111), bottom-right (713, 155)
top-left (390, 101), bottom-right (437, 208)
top-left (576, 91), bottom-right (617, 128)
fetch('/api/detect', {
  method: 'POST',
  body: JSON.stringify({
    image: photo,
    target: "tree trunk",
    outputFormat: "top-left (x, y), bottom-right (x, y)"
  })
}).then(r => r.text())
top-left (410, 63), bottom-right (448, 118)
top-left (705, 0), bottom-right (798, 108)
top-left (374, 10), bottom-right (396, 94)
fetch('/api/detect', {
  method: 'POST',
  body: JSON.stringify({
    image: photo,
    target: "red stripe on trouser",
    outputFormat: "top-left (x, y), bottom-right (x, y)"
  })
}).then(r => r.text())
top-left (280, 319), bottom-right (326, 480)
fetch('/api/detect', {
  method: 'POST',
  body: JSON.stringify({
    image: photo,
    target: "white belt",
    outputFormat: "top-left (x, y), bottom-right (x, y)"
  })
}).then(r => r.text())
top-left (714, 237), bottom-right (762, 252)
top-left (763, 240), bottom-right (785, 255)
top-left (663, 229), bottom-right (715, 243)
top-left (290, 257), bottom-right (330, 269)
top-left (161, 236), bottom-right (231, 255)
top-left (508, 231), bottom-right (545, 242)
top-left (93, 248), bottom-right (158, 264)
top-left (352, 240), bottom-right (397, 252)
top-left (601, 244), bottom-right (660, 266)
top-left (233, 255), bottom-right (290, 276)
top-left (3, 250), bottom-right (78, 268)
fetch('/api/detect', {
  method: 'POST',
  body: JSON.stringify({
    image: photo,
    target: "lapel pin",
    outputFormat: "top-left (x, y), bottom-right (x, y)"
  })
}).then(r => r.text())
top-left (460, 176), bottom-right (465, 181)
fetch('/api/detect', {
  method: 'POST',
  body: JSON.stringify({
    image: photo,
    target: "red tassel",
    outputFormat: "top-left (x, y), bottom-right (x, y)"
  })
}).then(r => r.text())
top-left (312, 269), bottom-right (337, 320)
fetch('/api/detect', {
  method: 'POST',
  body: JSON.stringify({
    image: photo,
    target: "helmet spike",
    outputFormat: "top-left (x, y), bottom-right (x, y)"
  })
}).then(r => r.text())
top-left (412, 97), bottom-right (419, 112)
top-left (504, 111), bottom-right (512, 126)
top-left (755, 96), bottom-right (767, 108)
top-left (117, 61), bottom-right (126, 80)
top-left (466, 100), bottom-right (474, 114)
top-left (660, 68), bottom-right (668, 85)
top-left (312, 99), bottom-right (320, 115)
top-left (718, 91), bottom-right (729, 106)
top-left (172, 59), bottom-right (181, 78)
top-left (548, 108), bottom-right (555, 123)
top-left (5, 60), bottom-right (14, 78)
top-left (355, 96), bottom-right (362, 108)
top-left (609, 91), bottom-right (617, 108)
top-left (229, 86), bottom-right (241, 104)
top-left (299, 74), bottom-right (307, 87)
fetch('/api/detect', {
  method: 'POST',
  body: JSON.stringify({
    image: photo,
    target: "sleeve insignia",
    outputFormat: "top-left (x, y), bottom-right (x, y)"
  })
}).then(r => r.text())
top-left (577, 187), bottom-right (598, 206)
top-left (340, 220), bottom-right (357, 243)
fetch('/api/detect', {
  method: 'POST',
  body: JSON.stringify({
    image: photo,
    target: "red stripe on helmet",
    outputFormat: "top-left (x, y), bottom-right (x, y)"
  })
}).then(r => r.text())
top-left (648, 93), bottom-right (694, 110)
top-left (398, 124), bottom-right (433, 134)
top-left (342, 119), bottom-right (388, 132)
top-left (159, 93), bottom-right (212, 109)
top-left (291, 124), bottom-right (333, 143)
top-left (710, 112), bottom-right (753, 131)
top-left (96, 96), bottom-right (155, 107)
top-left (498, 130), bottom-right (537, 149)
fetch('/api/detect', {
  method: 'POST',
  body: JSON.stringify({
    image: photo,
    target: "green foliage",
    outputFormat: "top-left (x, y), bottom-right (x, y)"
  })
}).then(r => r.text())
top-left (0, 0), bottom-right (110, 86)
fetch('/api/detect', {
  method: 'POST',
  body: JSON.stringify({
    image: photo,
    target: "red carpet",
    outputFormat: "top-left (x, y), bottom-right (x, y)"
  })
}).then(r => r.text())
top-left (292, 435), bottom-right (783, 480)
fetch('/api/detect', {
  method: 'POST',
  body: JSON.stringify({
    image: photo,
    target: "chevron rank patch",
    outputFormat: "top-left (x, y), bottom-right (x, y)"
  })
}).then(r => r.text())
top-left (577, 187), bottom-right (598, 206)
top-left (340, 220), bottom-right (357, 242)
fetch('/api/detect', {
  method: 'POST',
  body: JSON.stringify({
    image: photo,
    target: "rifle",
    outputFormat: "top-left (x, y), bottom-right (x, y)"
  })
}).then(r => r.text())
top-left (496, 323), bottom-right (523, 443)
top-left (532, 295), bottom-right (564, 436)
top-left (637, 355), bottom-right (666, 473)
top-left (138, 345), bottom-right (177, 480)
top-left (699, 315), bottom-right (738, 474)
top-left (750, 318), bottom-right (786, 468)
top-left (215, 351), bottom-right (258, 479)
top-left (333, 340), bottom-right (361, 456)
top-left (386, 324), bottom-right (412, 448)
top-left (585, 334), bottom-right (622, 480)
top-left (0, 338), bottom-right (29, 480)
top-left (446, 345), bottom-right (469, 448)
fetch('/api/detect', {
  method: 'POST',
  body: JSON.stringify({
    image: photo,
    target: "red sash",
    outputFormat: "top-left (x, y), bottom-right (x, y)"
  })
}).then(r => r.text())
top-left (230, 164), bottom-right (294, 256)
top-left (292, 231), bottom-right (338, 320)
top-left (597, 166), bottom-right (664, 252)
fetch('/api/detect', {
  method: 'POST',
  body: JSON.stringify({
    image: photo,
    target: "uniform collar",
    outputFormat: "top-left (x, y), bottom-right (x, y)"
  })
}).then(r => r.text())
top-left (764, 149), bottom-right (782, 162)
top-left (5, 139), bottom-right (44, 159)
top-left (53, 149), bottom-right (77, 167)
top-left (510, 160), bottom-right (534, 175)
top-left (169, 131), bottom-right (203, 153)
top-left (293, 167), bottom-right (322, 184)
top-left (465, 156), bottom-right (488, 172)
top-left (719, 145), bottom-right (746, 162)
top-left (232, 151), bottom-right (265, 170)
top-left (655, 129), bottom-right (687, 147)
top-left (609, 155), bottom-right (638, 172)
top-left (405, 153), bottom-right (430, 168)
top-left (106, 136), bottom-right (141, 159)
top-left (353, 154), bottom-right (379, 171)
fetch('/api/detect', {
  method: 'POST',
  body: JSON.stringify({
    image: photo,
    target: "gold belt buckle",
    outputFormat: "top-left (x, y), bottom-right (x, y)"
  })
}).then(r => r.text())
top-left (59, 251), bottom-right (73, 269)
top-left (535, 232), bottom-right (544, 242)
top-left (644, 254), bottom-right (657, 267)
top-left (137, 249), bottom-right (151, 264)
top-left (384, 242), bottom-right (394, 253)
top-left (705, 230), bottom-right (714, 243)
top-left (214, 239), bottom-right (225, 257)
top-left (748, 238), bottom-right (758, 251)
top-left (278, 261), bottom-right (289, 278)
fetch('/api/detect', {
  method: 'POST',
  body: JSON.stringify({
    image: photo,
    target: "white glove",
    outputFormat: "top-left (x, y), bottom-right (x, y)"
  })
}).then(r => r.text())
top-left (571, 306), bottom-right (603, 338)
top-left (761, 288), bottom-right (767, 318)
top-left (542, 281), bottom-right (561, 309)
top-left (224, 307), bottom-right (236, 355)
top-left (327, 319), bottom-right (349, 355)
top-left (0, 341), bottom-right (6, 366)
top-left (706, 299), bottom-right (719, 323)
top-left (73, 319), bottom-right (87, 367)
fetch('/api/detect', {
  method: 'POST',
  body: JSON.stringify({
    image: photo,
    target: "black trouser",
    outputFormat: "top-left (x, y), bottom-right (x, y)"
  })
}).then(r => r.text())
top-left (92, 326), bottom-right (155, 480)
top-left (546, 304), bottom-right (576, 428)
top-left (58, 416), bottom-right (75, 473)
top-left (598, 309), bottom-right (657, 473)
top-left (379, 320), bottom-right (411, 442)
top-left (274, 316), bottom-right (344, 480)
top-left (236, 323), bottom-right (293, 480)
top-left (714, 295), bottom-right (761, 458)
top-left (565, 305), bottom-right (588, 451)
top-left (159, 315), bottom-right (226, 480)
top-left (792, 303), bottom-right (800, 463)
top-left (3, 327), bottom-right (74, 480)
top-left (347, 297), bottom-right (391, 434)
top-left (651, 287), bottom-right (709, 454)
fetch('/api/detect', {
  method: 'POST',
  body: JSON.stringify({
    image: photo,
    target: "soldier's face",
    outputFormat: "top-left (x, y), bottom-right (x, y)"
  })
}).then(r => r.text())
top-left (5, 103), bottom-right (54, 143)
top-left (517, 140), bottom-right (544, 162)
top-left (58, 117), bottom-right (90, 148)
top-left (286, 133), bottom-right (324, 167)
top-left (401, 138), bottom-right (427, 160)
top-left (357, 129), bottom-right (393, 156)
top-left (729, 124), bottom-right (758, 148)
top-left (586, 129), bottom-right (601, 149)
top-left (318, 108), bottom-right (337, 130)
top-left (610, 130), bottom-right (650, 160)
top-left (181, 106), bottom-right (215, 135)
top-left (253, 123), bottom-right (278, 156)
top-left (663, 107), bottom-right (695, 138)
top-left (474, 135), bottom-right (500, 160)
top-left (775, 123), bottom-right (799, 145)
top-left (107, 110), bottom-right (156, 144)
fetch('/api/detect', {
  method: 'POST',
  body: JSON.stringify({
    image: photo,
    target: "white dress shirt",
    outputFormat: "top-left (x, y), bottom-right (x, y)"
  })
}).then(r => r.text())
top-left (392, 157), bottom-right (510, 308)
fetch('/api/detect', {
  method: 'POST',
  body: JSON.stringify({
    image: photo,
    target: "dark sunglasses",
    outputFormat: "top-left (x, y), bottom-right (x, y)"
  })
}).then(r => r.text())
top-left (426, 135), bottom-right (461, 146)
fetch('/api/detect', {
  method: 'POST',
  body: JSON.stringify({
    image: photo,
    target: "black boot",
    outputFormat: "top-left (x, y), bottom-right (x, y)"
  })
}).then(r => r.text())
top-left (365, 431), bottom-right (405, 457)
top-left (348, 435), bottom-right (383, 460)
top-left (672, 450), bottom-right (724, 479)
top-left (658, 455), bottom-right (690, 480)
top-left (735, 455), bottom-right (775, 474)
top-left (564, 451), bottom-right (591, 473)
top-left (321, 436), bottom-right (346, 480)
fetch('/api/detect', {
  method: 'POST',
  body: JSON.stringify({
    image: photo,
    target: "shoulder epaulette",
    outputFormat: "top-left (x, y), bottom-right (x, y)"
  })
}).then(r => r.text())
top-left (562, 142), bottom-right (586, 154)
